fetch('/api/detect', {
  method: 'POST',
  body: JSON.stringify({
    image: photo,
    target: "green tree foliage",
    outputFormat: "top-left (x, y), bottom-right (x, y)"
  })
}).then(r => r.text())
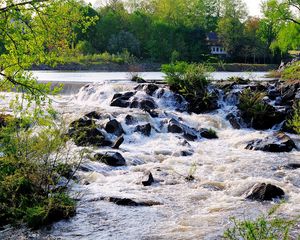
top-left (263, 0), bottom-right (300, 53)
top-left (108, 30), bottom-right (141, 56)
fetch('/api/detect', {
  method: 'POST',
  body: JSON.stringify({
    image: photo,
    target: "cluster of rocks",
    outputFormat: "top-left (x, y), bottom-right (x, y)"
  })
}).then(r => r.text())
top-left (219, 79), bottom-right (300, 132)
top-left (68, 82), bottom-right (299, 204)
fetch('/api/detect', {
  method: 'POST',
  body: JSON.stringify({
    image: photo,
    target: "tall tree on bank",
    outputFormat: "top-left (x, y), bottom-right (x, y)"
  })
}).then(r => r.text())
top-left (0, 0), bottom-right (94, 94)
top-left (263, 0), bottom-right (300, 53)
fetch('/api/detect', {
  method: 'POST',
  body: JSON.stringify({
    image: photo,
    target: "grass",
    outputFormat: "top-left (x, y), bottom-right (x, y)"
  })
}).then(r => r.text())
top-left (282, 62), bottom-right (300, 81)
top-left (224, 205), bottom-right (299, 240)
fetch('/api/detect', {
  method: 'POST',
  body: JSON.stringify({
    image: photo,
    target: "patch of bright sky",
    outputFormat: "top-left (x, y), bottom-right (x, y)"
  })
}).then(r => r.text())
top-left (86, 0), bottom-right (263, 17)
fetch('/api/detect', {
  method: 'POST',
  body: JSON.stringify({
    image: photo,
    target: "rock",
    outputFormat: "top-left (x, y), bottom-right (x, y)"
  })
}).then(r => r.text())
top-left (69, 118), bottom-right (112, 147)
top-left (168, 119), bottom-right (184, 134)
top-left (187, 92), bottom-right (219, 114)
top-left (226, 113), bottom-right (241, 129)
top-left (281, 163), bottom-right (300, 170)
top-left (125, 114), bottom-right (137, 125)
top-left (94, 151), bottom-right (126, 166)
top-left (111, 98), bottom-right (130, 108)
top-left (101, 197), bottom-right (161, 207)
top-left (167, 119), bottom-right (198, 141)
top-left (245, 132), bottom-right (296, 152)
top-left (105, 119), bottom-right (124, 136)
top-left (112, 135), bottom-right (124, 149)
top-left (147, 109), bottom-right (159, 118)
top-left (143, 84), bottom-right (159, 96)
top-left (141, 171), bottom-right (154, 186)
top-left (110, 92), bottom-right (135, 108)
top-left (135, 123), bottom-right (152, 136)
top-left (139, 98), bottom-right (157, 110)
top-left (131, 76), bottom-right (146, 83)
top-left (69, 117), bottom-right (94, 129)
top-left (180, 150), bottom-right (194, 156)
top-left (200, 128), bottom-right (218, 139)
top-left (84, 111), bottom-right (102, 119)
top-left (246, 183), bottom-right (285, 201)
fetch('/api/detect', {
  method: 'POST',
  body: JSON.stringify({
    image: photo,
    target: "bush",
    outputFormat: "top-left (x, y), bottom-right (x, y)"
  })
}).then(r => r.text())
top-left (288, 101), bottom-right (300, 134)
top-left (161, 61), bottom-right (212, 98)
top-left (0, 95), bottom-right (82, 228)
top-left (224, 205), bottom-right (299, 240)
top-left (238, 89), bottom-right (284, 129)
top-left (282, 62), bottom-right (300, 80)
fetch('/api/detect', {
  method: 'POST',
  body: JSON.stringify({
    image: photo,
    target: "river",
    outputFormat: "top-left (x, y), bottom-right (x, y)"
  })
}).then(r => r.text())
top-left (1, 71), bottom-right (299, 240)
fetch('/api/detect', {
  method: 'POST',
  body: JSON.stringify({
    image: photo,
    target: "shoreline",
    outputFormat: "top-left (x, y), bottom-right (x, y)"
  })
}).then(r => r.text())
top-left (31, 62), bottom-right (278, 72)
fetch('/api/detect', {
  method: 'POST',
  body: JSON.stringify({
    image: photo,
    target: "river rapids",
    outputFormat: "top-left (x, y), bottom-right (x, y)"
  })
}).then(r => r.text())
top-left (1, 75), bottom-right (300, 240)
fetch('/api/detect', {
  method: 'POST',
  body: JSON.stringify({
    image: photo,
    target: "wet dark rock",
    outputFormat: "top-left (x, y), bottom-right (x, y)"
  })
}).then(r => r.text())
top-left (142, 171), bottom-right (154, 186)
top-left (111, 98), bottom-right (130, 108)
top-left (125, 114), bottom-right (137, 125)
top-left (139, 98), bottom-right (157, 110)
top-left (226, 113), bottom-right (242, 129)
top-left (200, 128), bottom-right (218, 139)
top-left (102, 197), bottom-right (161, 207)
top-left (94, 151), bottom-right (126, 166)
top-left (168, 119), bottom-right (184, 134)
top-left (135, 123), bottom-right (152, 136)
top-left (84, 111), bottom-right (102, 119)
top-left (147, 109), bottom-right (159, 118)
top-left (240, 104), bottom-right (286, 130)
top-left (167, 119), bottom-right (198, 141)
top-left (69, 118), bottom-right (112, 147)
top-left (180, 150), bottom-right (194, 156)
top-left (105, 119), bottom-right (124, 136)
top-left (143, 84), bottom-right (159, 96)
top-left (131, 76), bottom-right (146, 83)
top-left (111, 92), bottom-right (135, 108)
top-left (246, 183), bottom-right (285, 201)
top-left (69, 117), bottom-right (94, 129)
top-left (281, 163), bottom-right (300, 170)
top-left (246, 132), bottom-right (296, 152)
top-left (112, 135), bottom-right (124, 149)
top-left (187, 93), bottom-right (219, 114)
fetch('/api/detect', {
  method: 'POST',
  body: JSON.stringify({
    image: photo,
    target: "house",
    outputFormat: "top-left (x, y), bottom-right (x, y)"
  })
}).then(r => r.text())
top-left (206, 32), bottom-right (228, 56)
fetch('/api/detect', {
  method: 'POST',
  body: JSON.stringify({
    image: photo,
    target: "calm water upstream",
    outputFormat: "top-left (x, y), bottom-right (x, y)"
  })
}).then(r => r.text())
top-left (32, 71), bottom-right (273, 83)
top-left (1, 71), bottom-right (299, 240)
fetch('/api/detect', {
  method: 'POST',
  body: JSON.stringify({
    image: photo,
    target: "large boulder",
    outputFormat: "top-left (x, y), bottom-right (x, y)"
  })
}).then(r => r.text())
top-left (110, 92), bottom-right (136, 108)
top-left (246, 132), bottom-right (296, 152)
top-left (134, 123), bottom-right (152, 136)
top-left (187, 92), bottom-right (219, 114)
top-left (246, 183), bottom-right (285, 201)
top-left (68, 118), bottom-right (111, 147)
top-left (200, 128), bottom-right (218, 139)
top-left (130, 97), bottom-right (157, 111)
top-left (105, 119), bottom-right (124, 136)
top-left (143, 84), bottom-right (159, 96)
top-left (94, 151), bottom-right (126, 166)
top-left (167, 118), bottom-right (198, 141)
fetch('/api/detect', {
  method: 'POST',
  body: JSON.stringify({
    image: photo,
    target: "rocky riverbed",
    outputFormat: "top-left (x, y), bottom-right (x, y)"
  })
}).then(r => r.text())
top-left (1, 77), bottom-right (300, 239)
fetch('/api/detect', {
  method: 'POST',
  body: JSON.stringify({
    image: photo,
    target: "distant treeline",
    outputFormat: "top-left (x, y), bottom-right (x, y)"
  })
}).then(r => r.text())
top-left (2, 0), bottom-right (299, 65)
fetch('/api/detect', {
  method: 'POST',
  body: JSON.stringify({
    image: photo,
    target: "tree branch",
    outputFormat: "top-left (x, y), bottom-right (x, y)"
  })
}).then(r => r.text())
top-left (0, 0), bottom-right (49, 13)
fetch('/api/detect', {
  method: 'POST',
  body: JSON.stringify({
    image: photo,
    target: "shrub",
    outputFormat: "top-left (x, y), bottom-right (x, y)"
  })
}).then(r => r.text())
top-left (0, 94), bottom-right (82, 228)
top-left (282, 62), bottom-right (300, 80)
top-left (238, 89), bottom-right (284, 129)
top-left (224, 205), bottom-right (299, 240)
top-left (161, 61), bottom-right (212, 98)
top-left (288, 101), bottom-right (300, 134)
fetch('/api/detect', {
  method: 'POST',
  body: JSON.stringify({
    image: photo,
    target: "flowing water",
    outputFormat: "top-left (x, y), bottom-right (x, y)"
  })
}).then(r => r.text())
top-left (1, 72), bottom-right (299, 239)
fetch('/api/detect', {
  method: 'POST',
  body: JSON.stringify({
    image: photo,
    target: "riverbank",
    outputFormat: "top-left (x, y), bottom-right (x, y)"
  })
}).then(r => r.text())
top-left (31, 62), bottom-right (278, 72)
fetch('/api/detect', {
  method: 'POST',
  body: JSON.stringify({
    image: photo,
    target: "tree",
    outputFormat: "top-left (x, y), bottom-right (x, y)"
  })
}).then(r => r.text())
top-left (263, 0), bottom-right (300, 53)
top-left (0, 0), bottom-right (91, 94)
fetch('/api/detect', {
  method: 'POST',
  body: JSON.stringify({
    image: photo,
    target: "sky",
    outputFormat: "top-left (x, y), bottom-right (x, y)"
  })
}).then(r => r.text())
top-left (85, 0), bottom-right (263, 17)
